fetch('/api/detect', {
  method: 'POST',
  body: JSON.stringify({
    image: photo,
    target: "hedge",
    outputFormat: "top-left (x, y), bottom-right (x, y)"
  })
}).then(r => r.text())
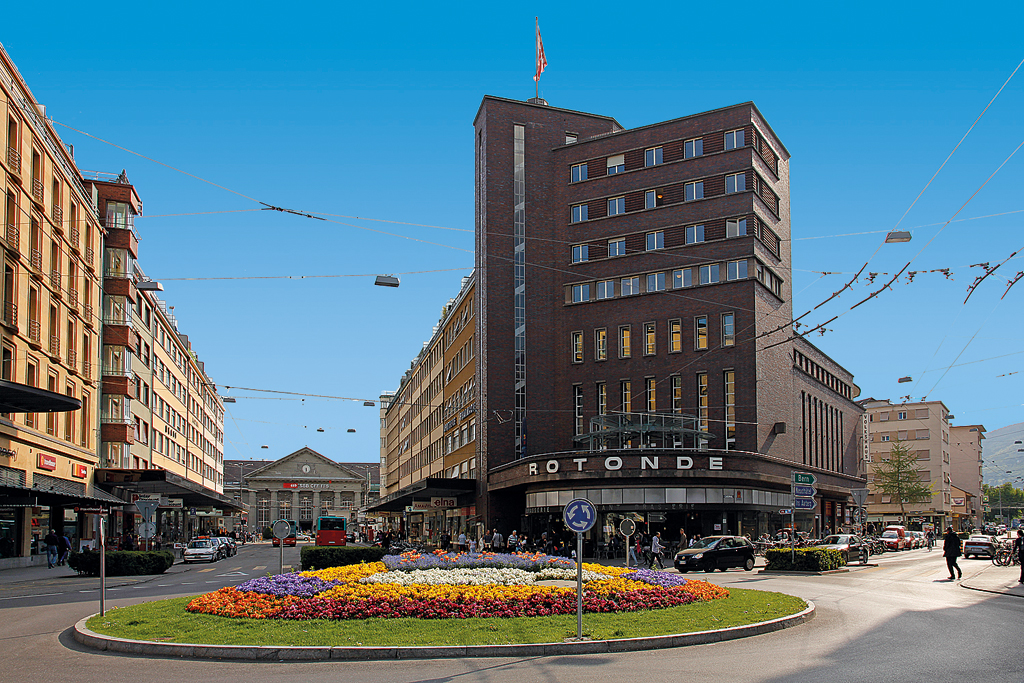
top-left (764, 547), bottom-right (845, 572)
top-left (67, 550), bottom-right (175, 577)
top-left (300, 545), bottom-right (388, 570)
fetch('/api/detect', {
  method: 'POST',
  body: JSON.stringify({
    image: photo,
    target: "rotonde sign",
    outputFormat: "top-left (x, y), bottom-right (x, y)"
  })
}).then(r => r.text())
top-left (528, 454), bottom-right (725, 476)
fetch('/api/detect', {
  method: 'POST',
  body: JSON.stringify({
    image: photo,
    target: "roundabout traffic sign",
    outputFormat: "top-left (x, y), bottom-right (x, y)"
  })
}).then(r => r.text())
top-left (563, 498), bottom-right (597, 533)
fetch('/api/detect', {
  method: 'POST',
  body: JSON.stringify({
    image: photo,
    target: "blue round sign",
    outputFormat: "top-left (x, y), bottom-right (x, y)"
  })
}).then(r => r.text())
top-left (563, 498), bottom-right (597, 533)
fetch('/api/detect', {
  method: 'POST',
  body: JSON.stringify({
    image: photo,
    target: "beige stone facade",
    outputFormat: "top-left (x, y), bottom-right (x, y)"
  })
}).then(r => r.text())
top-left (949, 424), bottom-right (984, 530)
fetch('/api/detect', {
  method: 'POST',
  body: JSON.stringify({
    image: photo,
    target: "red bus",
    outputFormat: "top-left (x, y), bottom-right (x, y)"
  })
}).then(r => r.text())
top-left (315, 516), bottom-right (348, 546)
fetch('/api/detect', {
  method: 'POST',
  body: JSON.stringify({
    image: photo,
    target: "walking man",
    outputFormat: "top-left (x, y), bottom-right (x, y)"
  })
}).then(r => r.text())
top-left (492, 529), bottom-right (504, 551)
top-left (44, 529), bottom-right (60, 569)
top-left (1014, 530), bottom-right (1024, 584)
top-left (650, 532), bottom-right (665, 570)
top-left (942, 526), bottom-right (962, 581)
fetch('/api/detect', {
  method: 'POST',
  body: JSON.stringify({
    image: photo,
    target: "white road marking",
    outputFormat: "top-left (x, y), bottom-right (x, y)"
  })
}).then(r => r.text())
top-left (0, 592), bottom-right (64, 600)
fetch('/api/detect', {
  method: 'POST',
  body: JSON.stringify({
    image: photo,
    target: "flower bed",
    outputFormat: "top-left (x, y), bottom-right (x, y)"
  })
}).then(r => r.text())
top-left (186, 551), bottom-right (728, 621)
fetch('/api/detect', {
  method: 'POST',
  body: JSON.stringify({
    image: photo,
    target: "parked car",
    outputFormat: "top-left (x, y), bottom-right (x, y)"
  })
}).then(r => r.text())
top-left (216, 537), bottom-right (237, 557)
top-left (815, 534), bottom-right (869, 564)
top-left (674, 536), bottom-right (756, 573)
top-left (880, 526), bottom-right (909, 551)
top-left (183, 539), bottom-right (218, 563)
top-left (963, 534), bottom-right (998, 559)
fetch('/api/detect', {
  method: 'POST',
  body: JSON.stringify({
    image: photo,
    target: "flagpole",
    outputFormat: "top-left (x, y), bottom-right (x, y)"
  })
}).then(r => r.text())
top-left (535, 17), bottom-right (539, 100)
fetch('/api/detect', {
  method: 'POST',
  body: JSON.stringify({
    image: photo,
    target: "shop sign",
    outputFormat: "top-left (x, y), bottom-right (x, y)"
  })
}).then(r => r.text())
top-left (527, 454), bottom-right (725, 476)
top-left (430, 497), bottom-right (457, 508)
top-left (71, 464), bottom-right (88, 479)
top-left (37, 453), bottom-right (57, 471)
top-left (0, 446), bottom-right (17, 458)
top-left (952, 497), bottom-right (965, 506)
top-left (162, 498), bottom-right (183, 509)
top-left (283, 482), bottom-right (329, 490)
top-left (407, 501), bottom-right (432, 511)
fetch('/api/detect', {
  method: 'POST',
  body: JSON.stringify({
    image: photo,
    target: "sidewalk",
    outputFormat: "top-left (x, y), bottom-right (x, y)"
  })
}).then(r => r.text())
top-left (960, 562), bottom-right (1024, 598)
top-left (0, 553), bottom-right (191, 586)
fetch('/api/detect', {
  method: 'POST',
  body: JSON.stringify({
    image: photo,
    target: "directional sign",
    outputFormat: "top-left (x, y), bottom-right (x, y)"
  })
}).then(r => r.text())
top-left (792, 472), bottom-right (817, 485)
top-left (563, 498), bottom-right (597, 533)
top-left (793, 485), bottom-right (817, 498)
top-left (793, 497), bottom-right (817, 510)
top-left (779, 508), bottom-right (793, 515)
top-left (619, 518), bottom-right (636, 537)
top-left (850, 488), bottom-right (869, 507)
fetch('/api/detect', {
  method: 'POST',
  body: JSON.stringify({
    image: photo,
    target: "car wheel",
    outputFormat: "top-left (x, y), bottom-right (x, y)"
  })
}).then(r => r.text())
top-left (703, 560), bottom-right (716, 573)
top-left (744, 557), bottom-right (755, 571)
top-left (678, 569), bottom-right (689, 573)
top-left (860, 550), bottom-right (868, 564)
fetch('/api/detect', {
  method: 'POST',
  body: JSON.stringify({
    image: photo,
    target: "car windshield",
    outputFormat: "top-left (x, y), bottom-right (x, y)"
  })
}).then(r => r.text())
top-left (188, 541), bottom-right (211, 548)
top-left (821, 536), bottom-right (848, 544)
top-left (688, 537), bottom-right (723, 550)
top-left (881, 531), bottom-right (898, 538)
top-left (968, 536), bottom-right (990, 542)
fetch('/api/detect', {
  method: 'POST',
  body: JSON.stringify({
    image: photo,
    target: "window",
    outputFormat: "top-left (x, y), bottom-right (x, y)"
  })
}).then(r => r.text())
top-left (607, 154), bottom-right (625, 174)
top-left (619, 326), bottom-right (631, 358)
top-left (684, 138), bottom-right (703, 158)
top-left (596, 280), bottom-right (614, 299)
top-left (725, 129), bottom-right (745, 150)
top-left (574, 385), bottom-right (585, 436)
top-left (685, 224), bottom-right (705, 244)
top-left (726, 218), bottom-right (748, 237)
top-left (727, 260), bottom-right (748, 280)
top-left (644, 322), bottom-right (656, 355)
top-left (571, 204), bottom-right (588, 223)
top-left (566, 133), bottom-right (578, 144)
top-left (646, 231), bottom-right (664, 251)
top-left (695, 316), bottom-right (708, 350)
top-left (621, 276), bottom-right (640, 296)
top-left (597, 382), bottom-right (607, 415)
top-left (572, 244), bottom-right (589, 263)
top-left (608, 238), bottom-right (626, 257)
top-left (725, 173), bottom-right (746, 194)
top-left (724, 370), bottom-right (736, 448)
top-left (699, 264), bottom-right (720, 284)
top-left (571, 163), bottom-right (588, 182)
top-left (685, 181), bottom-right (704, 201)
top-left (722, 313), bottom-right (735, 347)
top-left (620, 381), bottom-right (632, 413)
top-left (645, 147), bottom-right (663, 167)
top-left (646, 377), bottom-right (657, 412)
top-left (697, 372), bottom-right (709, 436)
top-left (608, 197), bottom-right (625, 215)
top-left (897, 411), bottom-right (907, 420)
top-left (645, 189), bottom-right (665, 209)
top-left (571, 331), bottom-right (583, 363)
top-left (756, 264), bottom-right (783, 297)
top-left (881, 435), bottom-right (890, 442)
top-left (572, 284), bottom-right (590, 303)
top-left (646, 272), bottom-right (666, 292)
top-left (669, 319), bottom-right (682, 352)
top-left (673, 268), bottom-right (692, 288)
top-left (595, 328), bottom-right (607, 360)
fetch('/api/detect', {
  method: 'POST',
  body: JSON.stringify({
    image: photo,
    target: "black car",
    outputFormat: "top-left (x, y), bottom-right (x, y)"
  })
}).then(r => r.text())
top-left (674, 536), bottom-right (756, 573)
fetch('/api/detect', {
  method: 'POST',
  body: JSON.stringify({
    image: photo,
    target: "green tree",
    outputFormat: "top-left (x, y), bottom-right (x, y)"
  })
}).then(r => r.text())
top-left (874, 439), bottom-right (933, 525)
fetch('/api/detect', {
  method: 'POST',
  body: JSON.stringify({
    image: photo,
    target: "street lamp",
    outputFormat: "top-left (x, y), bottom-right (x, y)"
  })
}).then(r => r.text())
top-left (374, 275), bottom-right (400, 288)
top-left (885, 231), bottom-right (912, 243)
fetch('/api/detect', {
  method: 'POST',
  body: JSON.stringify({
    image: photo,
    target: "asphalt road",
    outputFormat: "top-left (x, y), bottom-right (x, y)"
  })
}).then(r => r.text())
top-left (1, 544), bottom-right (1021, 683)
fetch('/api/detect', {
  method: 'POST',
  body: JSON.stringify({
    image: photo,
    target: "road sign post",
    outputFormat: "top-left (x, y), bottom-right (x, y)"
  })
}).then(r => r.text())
top-left (791, 472), bottom-right (818, 563)
top-left (273, 519), bottom-right (291, 575)
top-left (619, 518), bottom-right (636, 569)
top-left (563, 498), bottom-right (597, 640)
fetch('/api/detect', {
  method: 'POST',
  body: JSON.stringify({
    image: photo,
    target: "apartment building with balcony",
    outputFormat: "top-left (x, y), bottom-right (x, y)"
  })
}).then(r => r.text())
top-left (0, 43), bottom-right (121, 566)
top-left (860, 398), bottom-right (953, 530)
top-left (949, 423), bottom-right (985, 530)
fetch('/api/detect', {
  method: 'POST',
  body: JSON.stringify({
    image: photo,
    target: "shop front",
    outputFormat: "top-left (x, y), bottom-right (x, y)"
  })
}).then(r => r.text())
top-left (367, 478), bottom-right (477, 545)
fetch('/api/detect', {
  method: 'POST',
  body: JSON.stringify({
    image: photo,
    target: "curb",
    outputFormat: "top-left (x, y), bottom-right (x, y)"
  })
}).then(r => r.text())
top-left (758, 569), bottom-right (851, 575)
top-left (73, 601), bottom-right (814, 661)
top-left (959, 564), bottom-right (1024, 599)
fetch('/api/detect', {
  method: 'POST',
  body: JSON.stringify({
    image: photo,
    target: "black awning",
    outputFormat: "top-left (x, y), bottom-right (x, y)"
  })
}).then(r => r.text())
top-left (367, 477), bottom-right (477, 513)
top-left (0, 481), bottom-right (128, 509)
top-left (0, 379), bottom-right (82, 413)
top-left (94, 468), bottom-right (244, 512)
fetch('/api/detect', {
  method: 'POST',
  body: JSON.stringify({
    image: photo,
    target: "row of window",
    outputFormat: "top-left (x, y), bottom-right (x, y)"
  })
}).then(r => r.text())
top-left (569, 259), bottom-right (755, 304)
top-left (572, 175), bottom-right (746, 223)
top-left (571, 314), bottom-right (736, 363)
top-left (568, 129), bottom-right (747, 183)
top-left (793, 349), bottom-right (853, 399)
top-left (572, 219), bottom-right (750, 265)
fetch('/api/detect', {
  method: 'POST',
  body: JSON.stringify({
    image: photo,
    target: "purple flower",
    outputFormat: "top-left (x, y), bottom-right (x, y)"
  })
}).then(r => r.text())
top-left (382, 551), bottom-right (577, 573)
top-left (622, 569), bottom-right (690, 588)
top-left (236, 573), bottom-right (338, 598)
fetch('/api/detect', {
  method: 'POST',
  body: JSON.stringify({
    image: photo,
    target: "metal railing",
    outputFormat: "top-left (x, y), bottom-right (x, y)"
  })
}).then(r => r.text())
top-left (4, 223), bottom-right (18, 253)
top-left (30, 248), bottom-right (42, 272)
top-left (49, 334), bottom-right (59, 357)
top-left (5, 146), bottom-right (20, 175)
top-left (68, 288), bottom-right (78, 309)
top-left (69, 224), bottom-right (79, 250)
top-left (32, 177), bottom-right (43, 203)
top-left (101, 364), bottom-right (132, 377)
top-left (51, 204), bottom-right (63, 231)
top-left (85, 246), bottom-right (95, 269)
top-left (66, 348), bottom-right (77, 369)
top-left (83, 304), bottom-right (94, 325)
top-left (28, 319), bottom-right (40, 344)
top-left (81, 360), bottom-right (92, 380)
top-left (50, 270), bottom-right (62, 295)
top-left (1, 301), bottom-right (15, 328)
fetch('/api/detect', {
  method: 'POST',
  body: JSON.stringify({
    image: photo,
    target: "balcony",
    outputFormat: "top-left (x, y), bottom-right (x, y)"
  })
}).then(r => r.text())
top-left (70, 224), bottom-right (80, 251)
top-left (66, 348), bottom-right (77, 372)
top-left (51, 205), bottom-right (63, 232)
top-left (81, 360), bottom-right (92, 381)
top-left (3, 223), bottom-right (18, 255)
top-left (83, 304), bottom-right (94, 328)
top-left (31, 178), bottom-right (43, 205)
top-left (28, 319), bottom-right (41, 347)
top-left (48, 334), bottom-right (60, 358)
top-left (68, 288), bottom-right (78, 310)
top-left (30, 248), bottom-right (42, 273)
top-left (5, 147), bottom-right (20, 177)
top-left (100, 421), bottom-right (135, 445)
top-left (1, 301), bottom-right (16, 330)
top-left (101, 364), bottom-right (132, 377)
top-left (50, 270), bottom-right (62, 296)
top-left (84, 246), bottom-right (95, 271)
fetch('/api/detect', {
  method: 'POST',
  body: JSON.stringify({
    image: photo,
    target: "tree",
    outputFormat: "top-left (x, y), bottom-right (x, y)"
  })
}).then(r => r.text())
top-left (874, 439), bottom-right (934, 525)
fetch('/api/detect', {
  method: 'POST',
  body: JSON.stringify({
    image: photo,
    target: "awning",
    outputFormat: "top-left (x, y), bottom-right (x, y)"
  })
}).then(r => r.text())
top-left (0, 379), bottom-right (82, 413)
top-left (0, 479), bottom-right (128, 509)
top-left (94, 468), bottom-right (244, 512)
top-left (367, 477), bottom-right (477, 513)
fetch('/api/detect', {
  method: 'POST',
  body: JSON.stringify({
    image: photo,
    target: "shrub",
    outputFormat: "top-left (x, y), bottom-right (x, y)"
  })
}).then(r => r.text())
top-left (764, 547), bottom-right (845, 572)
top-left (67, 550), bottom-right (175, 576)
top-left (300, 546), bottom-right (387, 571)
top-left (262, 526), bottom-right (273, 541)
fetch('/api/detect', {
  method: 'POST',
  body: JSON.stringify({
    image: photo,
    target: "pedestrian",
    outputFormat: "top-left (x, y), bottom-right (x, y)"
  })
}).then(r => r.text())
top-left (925, 529), bottom-right (934, 551)
top-left (44, 529), bottom-right (60, 569)
top-left (507, 530), bottom-right (518, 552)
top-left (942, 526), bottom-right (962, 580)
top-left (59, 532), bottom-right (72, 566)
top-left (1014, 530), bottom-right (1024, 584)
top-left (469, 535), bottom-right (477, 554)
top-left (677, 527), bottom-right (688, 554)
top-left (492, 529), bottom-right (504, 551)
top-left (626, 533), bottom-right (639, 567)
top-left (650, 532), bottom-right (665, 569)
top-left (483, 529), bottom-right (493, 551)
top-left (457, 530), bottom-right (467, 553)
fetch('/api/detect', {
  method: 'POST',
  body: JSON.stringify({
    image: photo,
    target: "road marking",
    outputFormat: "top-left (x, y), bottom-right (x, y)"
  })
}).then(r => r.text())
top-left (205, 581), bottom-right (216, 584)
top-left (198, 568), bottom-right (215, 573)
top-left (217, 571), bottom-right (248, 577)
top-left (181, 582), bottom-right (196, 585)
top-left (253, 565), bottom-right (266, 570)
top-left (230, 566), bottom-right (242, 571)
top-left (157, 584), bottom-right (171, 587)
top-left (0, 592), bottom-right (64, 600)
top-left (79, 590), bottom-right (97, 593)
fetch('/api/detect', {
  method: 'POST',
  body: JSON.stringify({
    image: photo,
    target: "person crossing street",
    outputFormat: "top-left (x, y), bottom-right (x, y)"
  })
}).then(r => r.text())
top-left (942, 526), bottom-right (962, 581)
top-left (649, 532), bottom-right (665, 570)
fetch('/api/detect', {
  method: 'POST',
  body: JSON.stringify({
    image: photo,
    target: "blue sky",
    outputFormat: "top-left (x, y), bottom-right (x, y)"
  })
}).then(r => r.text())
top-left (4, 2), bottom-right (1023, 480)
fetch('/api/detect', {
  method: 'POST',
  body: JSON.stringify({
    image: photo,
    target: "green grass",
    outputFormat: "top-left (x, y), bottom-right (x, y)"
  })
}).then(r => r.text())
top-left (85, 589), bottom-right (806, 647)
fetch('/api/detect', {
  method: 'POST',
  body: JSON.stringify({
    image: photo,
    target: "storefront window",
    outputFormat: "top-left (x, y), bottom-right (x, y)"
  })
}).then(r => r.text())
top-left (0, 510), bottom-right (20, 557)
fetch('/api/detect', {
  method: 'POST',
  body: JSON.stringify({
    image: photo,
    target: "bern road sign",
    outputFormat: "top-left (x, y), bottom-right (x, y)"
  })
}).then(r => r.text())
top-left (563, 498), bottom-right (597, 534)
top-left (619, 518), bottom-right (636, 537)
top-left (793, 485), bottom-right (817, 498)
top-left (792, 472), bottom-right (817, 485)
top-left (793, 497), bottom-right (817, 511)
